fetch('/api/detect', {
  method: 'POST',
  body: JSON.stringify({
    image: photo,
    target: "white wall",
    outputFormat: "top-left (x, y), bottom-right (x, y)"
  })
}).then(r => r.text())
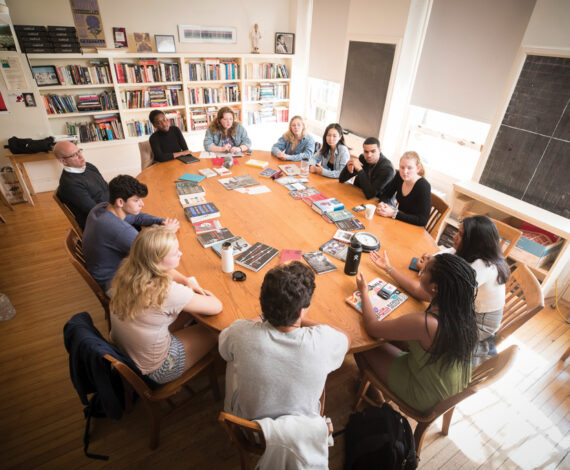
top-left (1, 0), bottom-right (298, 192)
top-left (522, 0), bottom-right (570, 48)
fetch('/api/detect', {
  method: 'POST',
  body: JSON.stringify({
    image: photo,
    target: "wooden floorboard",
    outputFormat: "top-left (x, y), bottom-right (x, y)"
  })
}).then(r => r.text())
top-left (0, 192), bottom-right (568, 469)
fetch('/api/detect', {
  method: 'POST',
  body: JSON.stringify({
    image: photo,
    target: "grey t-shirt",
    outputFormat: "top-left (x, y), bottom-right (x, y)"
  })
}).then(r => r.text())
top-left (219, 319), bottom-right (349, 420)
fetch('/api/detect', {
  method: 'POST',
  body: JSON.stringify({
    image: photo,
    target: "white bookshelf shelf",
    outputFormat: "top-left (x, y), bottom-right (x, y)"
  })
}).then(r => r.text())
top-left (47, 110), bottom-right (120, 118)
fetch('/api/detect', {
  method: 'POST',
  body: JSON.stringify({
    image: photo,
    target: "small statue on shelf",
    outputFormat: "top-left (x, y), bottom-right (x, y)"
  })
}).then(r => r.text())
top-left (250, 24), bottom-right (261, 54)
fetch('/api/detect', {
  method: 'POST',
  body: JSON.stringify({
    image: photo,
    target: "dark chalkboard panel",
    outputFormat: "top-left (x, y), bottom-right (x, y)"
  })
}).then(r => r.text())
top-left (480, 55), bottom-right (570, 218)
top-left (339, 41), bottom-right (395, 139)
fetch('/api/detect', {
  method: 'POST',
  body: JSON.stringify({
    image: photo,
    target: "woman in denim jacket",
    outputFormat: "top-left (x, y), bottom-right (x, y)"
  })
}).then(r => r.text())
top-left (308, 123), bottom-right (349, 179)
top-left (204, 107), bottom-right (251, 153)
top-left (271, 116), bottom-right (315, 161)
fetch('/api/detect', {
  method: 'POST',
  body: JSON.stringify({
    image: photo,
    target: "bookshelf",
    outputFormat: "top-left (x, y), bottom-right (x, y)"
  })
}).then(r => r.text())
top-left (27, 53), bottom-right (293, 147)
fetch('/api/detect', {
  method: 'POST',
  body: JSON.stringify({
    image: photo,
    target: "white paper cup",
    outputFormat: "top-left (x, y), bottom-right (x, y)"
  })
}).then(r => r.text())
top-left (365, 204), bottom-right (376, 220)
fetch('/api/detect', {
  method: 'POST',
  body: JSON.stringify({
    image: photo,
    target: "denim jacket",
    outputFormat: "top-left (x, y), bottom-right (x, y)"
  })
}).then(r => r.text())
top-left (271, 135), bottom-right (315, 161)
top-left (308, 144), bottom-right (350, 178)
top-left (203, 123), bottom-right (251, 151)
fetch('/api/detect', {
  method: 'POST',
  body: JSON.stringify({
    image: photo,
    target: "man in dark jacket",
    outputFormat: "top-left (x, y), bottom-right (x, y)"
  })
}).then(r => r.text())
top-left (339, 137), bottom-right (394, 199)
top-left (55, 141), bottom-right (108, 230)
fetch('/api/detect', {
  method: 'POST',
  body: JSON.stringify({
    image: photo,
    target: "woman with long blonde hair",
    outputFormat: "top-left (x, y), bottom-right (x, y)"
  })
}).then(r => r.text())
top-left (110, 226), bottom-right (222, 384)
top-left (271, 115), bottom-right (315, 161)
top-left (376, 151), bottom-right (431, 226)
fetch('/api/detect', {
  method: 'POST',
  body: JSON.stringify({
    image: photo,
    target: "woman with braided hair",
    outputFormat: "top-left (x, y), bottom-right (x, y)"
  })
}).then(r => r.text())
top-left (355, 254), bottom-right (478, 411)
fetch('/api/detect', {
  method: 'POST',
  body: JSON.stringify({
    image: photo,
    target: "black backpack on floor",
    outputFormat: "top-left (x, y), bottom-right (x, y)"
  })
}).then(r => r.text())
top-left (343, 404), bottom-right (418, 470)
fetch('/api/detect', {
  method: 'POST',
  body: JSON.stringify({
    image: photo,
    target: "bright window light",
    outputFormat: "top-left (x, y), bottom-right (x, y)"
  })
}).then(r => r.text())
top-left (405, 106), bottom-right (490, 180)
top-left (307, 77), bottom-right (340, 125)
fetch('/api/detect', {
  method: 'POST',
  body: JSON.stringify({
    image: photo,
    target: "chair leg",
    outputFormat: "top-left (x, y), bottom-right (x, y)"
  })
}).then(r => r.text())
top-left (441, 407), bottom-right (455, 435)
top-left (148, 404), bottom-right (162, 450)
top-left (413, 421), bottom-right (432, 457)
top-left (354, 377), bottom-right (371, 410)
top-left (208, 363), bottom-right (221, 401)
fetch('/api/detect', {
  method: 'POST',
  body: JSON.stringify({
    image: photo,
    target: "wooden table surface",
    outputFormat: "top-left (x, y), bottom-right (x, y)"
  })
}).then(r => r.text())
top-left (138, 151), bottom-right (438, 353)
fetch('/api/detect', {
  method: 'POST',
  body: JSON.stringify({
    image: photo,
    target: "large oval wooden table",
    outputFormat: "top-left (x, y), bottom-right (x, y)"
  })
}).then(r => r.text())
top-left (138, 151), bottom-right (438, 353)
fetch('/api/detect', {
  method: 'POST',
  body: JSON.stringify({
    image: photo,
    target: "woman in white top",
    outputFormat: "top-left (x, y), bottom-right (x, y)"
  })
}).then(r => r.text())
top-left (370, 215), bottom-right (509, 366)
top-left (110, 226), bottom-right (222, 383)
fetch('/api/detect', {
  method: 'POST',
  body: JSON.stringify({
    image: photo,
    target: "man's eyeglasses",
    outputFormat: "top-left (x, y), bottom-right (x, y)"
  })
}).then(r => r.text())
top-left (62, 148), bottom-right (83, 159)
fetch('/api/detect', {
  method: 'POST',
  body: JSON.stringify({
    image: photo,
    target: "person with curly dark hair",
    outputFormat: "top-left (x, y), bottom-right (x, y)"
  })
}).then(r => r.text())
top-left (83, 175), bottom-right (179, 290)
top-left (203, 106), bottom-right (251, 154)
top-left (219, 261), bottom-right (350, 419)
top-left (355, 254), bottom-right (478, 412)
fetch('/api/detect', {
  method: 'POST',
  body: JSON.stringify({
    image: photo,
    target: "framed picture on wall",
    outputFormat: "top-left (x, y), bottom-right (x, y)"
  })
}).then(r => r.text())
top-left (275, 33), bottom-right (294, 54)
top-left (178, 25), bottom-right (236, 44)
top-left (155, 34), bottom-right (176, 53)
top-left (23, 93), bottom-right (36, 107)
top-left (134, 32), bottom-right (153, 52)
top-left (31, 65), bottom-right (60, 87)
top-left (113, 27), bottom-right (128, 48)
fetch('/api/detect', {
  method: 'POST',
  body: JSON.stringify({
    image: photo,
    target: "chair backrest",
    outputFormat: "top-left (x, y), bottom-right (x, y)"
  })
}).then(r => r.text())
top-left (139, 140), bottom-right (155, 171)
top-left (495, 264), bottom-right (544, 346)
top-left (104, 353), bottom-right (152, 400)
top-left (491, 218), bottom-right (522, 258)
top-left (426, 344), bottom-right (519, 419)
top-left (219, 411), bottom-right (266, 470)
top-left (426, 193), bottom-right (450, 240)
top-left (63, 228), bottom-right (111, 331)
top-left (53, 191), bottom-right (83, 237)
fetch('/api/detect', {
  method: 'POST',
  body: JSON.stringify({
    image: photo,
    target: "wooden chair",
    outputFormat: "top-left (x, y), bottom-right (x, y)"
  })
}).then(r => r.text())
top-left (139, 140), bottom-right (155, 170)
top-left (354, 344), bottom-right (519, 456)
top-left (105, 350), bottom-right (220, 450)
top-left (491, 218), bottom-right (522, 258)
top-left (494, 264), bottom-right (544, 346)
top-left (218, 412), bottom-right (266, 470)
top-left (63, 228), bottom-right (110, 331)
top-left (426, 193), bottom-right (450, 241)
top-left (53, 191), bottom-right (83, 237)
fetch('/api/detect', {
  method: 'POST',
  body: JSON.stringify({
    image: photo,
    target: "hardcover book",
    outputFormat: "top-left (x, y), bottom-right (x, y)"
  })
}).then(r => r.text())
top-left (213, 167), bottom-right (232, 176)
top-left (235, 242), bottom-right (279, 272)
top-left (312, 198), bottom-right (344, 215)
top-left (178, 173), bottom-right (205, 183)
top-left (197, 228), bottom-right (234, 248)
top-left (246, 159), bottom-right (269, 169)
top-left (302, 193), bottom-right (328, 206)
top-left (279, 163), bottom-right (300, 176)
top-left (284, 182), bottom-right (308, 191)
top-left (319, 239), bottom-right (348, 262)
top-left (345, 277), bottom-right (408, 321)
top-left (179, 195), bottom-right (207, 208)
top-left (211, 236), bottom-right (251, 257)
top-left (176, 181), bottom-right (205, 197)
top-left (192, 219), bottom-right (222, 234)
top-left (184, 202), bottom-right (220, 223)
top-left (218, 175), bottom-right (259, 190)
top-left (274, 176), bottom-right (298, 186)
top-left (289, 187), bottom-right (319, 199)
top-left (280, 249), bottom-right (302, 264)
top-left (335, 218), bottom-right (365, 231)
top-left (270, 170), bottom-right (283, 180)
top-left (325, 208), bottom-right (354, 222)
top-left (178, 154), bottom-right (200, 164)
top-left (198, 168), bottom-right (217, 178)
top-left (260, 167), bottom-right (279, 178)
top-left (333, 229), bottom-right (354, 244)
top-left (303, 251), bottom-right (337, 274)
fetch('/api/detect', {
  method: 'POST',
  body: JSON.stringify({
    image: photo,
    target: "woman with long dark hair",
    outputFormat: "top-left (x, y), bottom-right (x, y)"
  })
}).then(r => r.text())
top-left (308, 123), bottom-right (349, 178)
top-left (355, 254), bottom-right (478, 411)
top-left (371, 215), bottom-right (509, 366)
top-left (203, 106), bottom-right (251, 154)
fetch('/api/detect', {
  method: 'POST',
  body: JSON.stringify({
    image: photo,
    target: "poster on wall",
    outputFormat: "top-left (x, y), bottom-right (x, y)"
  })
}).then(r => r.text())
top-left (0, 22), bottom-right (16, 51)
top-left (178, 25), bottom-right (237, 44)
top-left (1, 58), bottom-right (28, 91)
top-left (0, 86), bottom-right (10, 114)
top-left (69, 0), bottom-right (106, 48)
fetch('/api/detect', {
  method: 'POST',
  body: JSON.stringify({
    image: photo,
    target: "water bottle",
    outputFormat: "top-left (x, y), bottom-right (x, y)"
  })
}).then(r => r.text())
top-left (344, 238), bottom-right (362, 276)
top-left (221, 241), bottom-right (234, 273)
top-left (0, 293), bottom-right (16, 321)
top-left (223, 155), bottom-right (233, 169)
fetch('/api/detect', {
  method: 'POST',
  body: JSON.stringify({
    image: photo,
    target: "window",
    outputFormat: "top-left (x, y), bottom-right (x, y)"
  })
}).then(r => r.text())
top-left (404, 106), bottom-right (490, 180)
top-left (307, 78), bottom-right (340, 128)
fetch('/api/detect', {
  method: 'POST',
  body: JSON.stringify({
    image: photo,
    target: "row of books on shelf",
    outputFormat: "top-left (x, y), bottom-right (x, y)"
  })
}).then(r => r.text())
top-left (122, 86), bottom-right (183, 109)
top-left (188, 84), bottom-right (240, 105)
top-left (42, 91), bottom-right (118, 114)
top-left (187, 59), bottom-right (240, 81)
top-left (65, 115), bottom-right (125, 143)
top-left (246, 105), bottom-right (289, 125)
top-left (244, 83), bottom-right (289, 101)
top-left (189, 107), bottom-right (241, 131)
top-left (244, 63), bottom-right (289, 80)
top-left (114, 61), bottom-right (181, 84)
top-left (54, 63), bottom-right (113, 86)
top-left (125, 112), bottom-right (186, 137)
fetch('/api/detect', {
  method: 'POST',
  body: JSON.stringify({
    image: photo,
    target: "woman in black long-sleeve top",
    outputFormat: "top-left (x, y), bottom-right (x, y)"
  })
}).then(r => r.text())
top-left (376, 151), bottom-right (431, 227)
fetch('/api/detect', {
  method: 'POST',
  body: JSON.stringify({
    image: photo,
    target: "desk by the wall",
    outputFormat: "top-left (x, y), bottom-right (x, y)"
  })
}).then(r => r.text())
top-left (6, 151), bottom-right (57, 207)
top-left (138, 151), bottom-right (438, 353)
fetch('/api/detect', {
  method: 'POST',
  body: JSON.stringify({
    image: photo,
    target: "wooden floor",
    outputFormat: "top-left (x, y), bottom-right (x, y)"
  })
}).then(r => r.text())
top-left (0, 192), bottom-right (568, 470)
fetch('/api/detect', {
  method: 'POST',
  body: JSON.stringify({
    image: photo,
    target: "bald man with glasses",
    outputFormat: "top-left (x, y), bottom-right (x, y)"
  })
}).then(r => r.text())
top-left (55, 141), bottom-right (109, 230)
